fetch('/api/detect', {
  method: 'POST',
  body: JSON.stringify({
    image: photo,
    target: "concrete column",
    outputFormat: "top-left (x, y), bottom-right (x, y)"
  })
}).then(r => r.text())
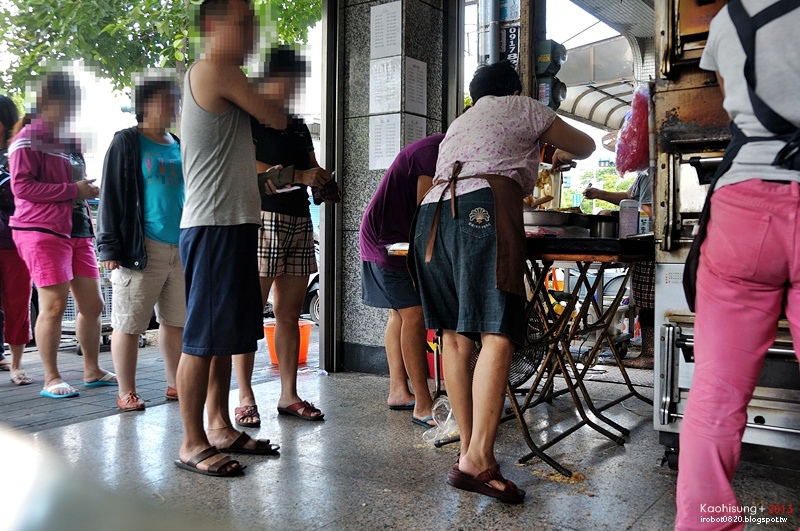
top-left (337, 0), bottom-right (446, 373)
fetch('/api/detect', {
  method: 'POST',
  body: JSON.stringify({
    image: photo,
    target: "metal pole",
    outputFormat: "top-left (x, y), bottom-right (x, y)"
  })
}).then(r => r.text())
top-left (488, 0), bottom-right (500, 63)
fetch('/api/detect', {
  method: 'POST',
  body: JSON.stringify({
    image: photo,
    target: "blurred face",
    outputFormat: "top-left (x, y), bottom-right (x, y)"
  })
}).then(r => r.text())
top-left (206, 0), bottom-right (256, 60)
top-left (42, 98), bottom-right (79, 132)
top-left (260, 75), bottom-right (295, 102)
top-left (143, 90), bottom-right (179, 128)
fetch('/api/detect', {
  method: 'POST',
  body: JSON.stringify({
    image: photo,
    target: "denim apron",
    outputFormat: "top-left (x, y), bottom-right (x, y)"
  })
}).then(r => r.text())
top-left (408, 161), bottom-right (527, 299)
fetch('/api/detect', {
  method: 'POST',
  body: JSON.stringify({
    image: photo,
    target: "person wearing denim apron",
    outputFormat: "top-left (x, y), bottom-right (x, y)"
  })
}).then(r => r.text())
top-left (410, 61), bottom-right (595, 503)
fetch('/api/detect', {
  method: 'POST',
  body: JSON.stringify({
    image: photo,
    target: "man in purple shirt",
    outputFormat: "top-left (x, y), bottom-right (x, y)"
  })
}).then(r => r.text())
top-left (359, 133), bottom-right (444, 428)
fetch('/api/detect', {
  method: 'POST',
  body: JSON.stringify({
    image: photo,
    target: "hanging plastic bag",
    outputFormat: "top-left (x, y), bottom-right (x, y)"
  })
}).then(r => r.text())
top-left (422, 395), bottom-right (460, 445)
top-left (615, 85), bottom-right (650, 175)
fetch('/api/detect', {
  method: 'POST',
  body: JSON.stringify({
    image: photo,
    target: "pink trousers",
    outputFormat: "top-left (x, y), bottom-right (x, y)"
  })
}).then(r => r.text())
top-left (676, 179), bottom-right (800, 530)
top-left (0, 248), bottom-right (32, 346)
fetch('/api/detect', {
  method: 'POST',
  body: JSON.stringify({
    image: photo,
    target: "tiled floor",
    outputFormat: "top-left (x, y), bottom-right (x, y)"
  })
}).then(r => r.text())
top-left (0, 334), bottom-right (798, 531)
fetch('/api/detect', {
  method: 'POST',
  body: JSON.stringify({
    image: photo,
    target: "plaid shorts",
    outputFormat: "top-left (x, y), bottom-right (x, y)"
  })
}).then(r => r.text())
top-left (258, 211), bottom-right (318, 277)
top-left (632, 260), bottom-right (655, 309)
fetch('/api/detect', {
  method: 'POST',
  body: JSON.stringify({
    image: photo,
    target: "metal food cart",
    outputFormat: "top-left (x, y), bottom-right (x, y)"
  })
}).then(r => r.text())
top-left (652, 0), bottom-right (800, 468)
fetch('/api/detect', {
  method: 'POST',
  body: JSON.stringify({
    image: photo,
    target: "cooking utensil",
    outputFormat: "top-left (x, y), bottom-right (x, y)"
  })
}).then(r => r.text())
top-left (588, 215), bottom-right (619, 238)
top-left (540, 162), bottom-right (577, 172)
top-left (523, 208), bottom-right (591, 228)
top-left (529, 195), bottom-right (554, 208)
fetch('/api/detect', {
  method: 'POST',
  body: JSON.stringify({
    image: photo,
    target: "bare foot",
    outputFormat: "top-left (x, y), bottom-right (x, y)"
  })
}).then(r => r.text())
top-left (278, 395), bottom-right (324, 419)
top-left (42, 378), bottom-right (78, 396)
top-left (236, 397), bottom-right (260, 425)
top-left (387, 393), bottom-right (416, 409)
top-left (207, 426), bottom-right (270, 451)
top-left (84, 369), bottom-right (117, 384)
top-left (412, 404), bottom-right (433, 424)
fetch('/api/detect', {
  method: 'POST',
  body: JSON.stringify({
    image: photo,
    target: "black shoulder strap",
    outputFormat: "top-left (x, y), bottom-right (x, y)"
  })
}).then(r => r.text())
top-left (728, 0), bottom-right (800, 134)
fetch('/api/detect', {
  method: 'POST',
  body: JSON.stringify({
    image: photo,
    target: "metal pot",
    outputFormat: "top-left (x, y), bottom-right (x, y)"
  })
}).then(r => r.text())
top-left (588, 215), bottom-right (619, 238)
top-left (523, 208), bottom-right (591, 228)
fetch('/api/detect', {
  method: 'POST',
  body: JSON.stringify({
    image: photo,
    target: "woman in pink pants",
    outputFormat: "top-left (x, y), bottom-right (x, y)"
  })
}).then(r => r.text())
top-left (676, 2), bottom-right (800, 529)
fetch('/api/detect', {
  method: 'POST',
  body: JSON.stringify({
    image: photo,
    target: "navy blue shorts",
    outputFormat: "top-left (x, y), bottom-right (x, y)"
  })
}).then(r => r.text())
top-left (361, 261), bottom-right (421, 310)
top-left (412, 188), bottom-right (525, 345)
top-left (179, 225), bottom-right (264, 356)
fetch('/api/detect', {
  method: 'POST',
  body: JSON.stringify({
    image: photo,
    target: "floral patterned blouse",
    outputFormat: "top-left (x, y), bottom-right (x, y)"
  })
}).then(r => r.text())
top-left (422, 95), bottom-right (557, 204)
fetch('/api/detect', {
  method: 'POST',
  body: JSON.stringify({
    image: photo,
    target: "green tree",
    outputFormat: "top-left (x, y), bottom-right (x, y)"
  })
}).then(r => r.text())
top-left (559, 166), bottom-right (633, 214)
top-left (0, 0), bottom-right (320, 97)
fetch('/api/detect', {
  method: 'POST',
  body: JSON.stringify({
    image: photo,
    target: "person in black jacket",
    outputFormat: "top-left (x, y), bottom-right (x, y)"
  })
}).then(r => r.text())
top-left (97, 74), bottom-right (184, 412)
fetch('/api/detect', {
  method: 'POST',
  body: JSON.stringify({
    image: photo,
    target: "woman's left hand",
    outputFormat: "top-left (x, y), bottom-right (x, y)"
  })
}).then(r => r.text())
top-left (551, 148), bottom-right (576, 169)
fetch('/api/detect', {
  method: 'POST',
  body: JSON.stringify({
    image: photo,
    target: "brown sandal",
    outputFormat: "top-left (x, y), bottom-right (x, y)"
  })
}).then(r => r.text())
top-left (217, 432), bottom-right (280, 455)
top-left (447, 466), bottom-right (526, 504)
top-left (277, 400), bottom-right (324, 421)
top-left (234, 405), bottom-right (261, 427)
top-left (174, 447), bottom-right (245, 477)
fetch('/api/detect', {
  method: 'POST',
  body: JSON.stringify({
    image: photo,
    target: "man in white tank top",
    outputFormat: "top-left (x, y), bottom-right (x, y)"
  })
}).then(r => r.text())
top-left (174, 0), bottom-right (288, 478)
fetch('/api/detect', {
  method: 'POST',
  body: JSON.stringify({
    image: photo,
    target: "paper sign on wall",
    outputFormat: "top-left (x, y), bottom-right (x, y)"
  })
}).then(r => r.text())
top-left (404, 114), bottom-right (426, 146)
top-left (369, 57), bottom-right (402, 114)
top-left (404, 58), bottom-right (427, 116)
top-left (369, 114), bottom-right (402, 170)
top-left (371, 2), bottom-right (402, 59)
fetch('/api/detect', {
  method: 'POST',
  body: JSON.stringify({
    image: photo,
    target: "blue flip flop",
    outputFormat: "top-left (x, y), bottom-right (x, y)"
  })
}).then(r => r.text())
top-left (84, 372), bottom-right (118, 387)
top-left (389, 401), bottom-right (415, 411)
top-left (412, 415), bottom-right (436, 429)
top-left (40, 382), bottom-right (80, 399)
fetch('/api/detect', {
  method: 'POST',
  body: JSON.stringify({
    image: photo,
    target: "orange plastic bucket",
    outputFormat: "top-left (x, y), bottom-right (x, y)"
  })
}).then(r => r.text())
top-left (264, 320), bottom-right (314, 365)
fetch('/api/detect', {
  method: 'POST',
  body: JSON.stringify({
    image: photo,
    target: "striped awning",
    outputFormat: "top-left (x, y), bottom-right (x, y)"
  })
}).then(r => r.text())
top-left (557, 80), bottom-right (634, 131)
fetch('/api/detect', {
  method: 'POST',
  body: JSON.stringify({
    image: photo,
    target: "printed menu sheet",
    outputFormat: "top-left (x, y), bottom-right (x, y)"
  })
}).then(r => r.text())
top-left (370, 2), bottom-right (402, 59)
top-left (369, 114), bottom-right (402, 170)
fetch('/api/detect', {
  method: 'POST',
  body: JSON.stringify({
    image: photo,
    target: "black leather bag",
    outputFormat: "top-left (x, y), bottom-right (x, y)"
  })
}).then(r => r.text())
top-left (682, 186), bottom-right (714, 313)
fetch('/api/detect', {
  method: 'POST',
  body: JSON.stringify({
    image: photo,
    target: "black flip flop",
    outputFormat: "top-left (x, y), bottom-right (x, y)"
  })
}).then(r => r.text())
top-left (412, 415), bottom-right (436, 429)
top-left (217, 432), bottom-right (280, 456)
top-left (388, 401), bottom-right (415, 411)
top-left (174, 447), bottom-right (245, 477)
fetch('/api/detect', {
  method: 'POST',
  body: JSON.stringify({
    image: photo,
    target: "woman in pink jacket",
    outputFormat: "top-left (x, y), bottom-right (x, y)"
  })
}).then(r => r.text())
top-left (8, 71), bottom-right (116, 398)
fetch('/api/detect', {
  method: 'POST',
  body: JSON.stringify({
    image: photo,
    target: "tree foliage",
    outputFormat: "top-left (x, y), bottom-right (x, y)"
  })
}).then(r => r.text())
top-left (560, 166), bottom-right (634, 214)
top-left (0, 0), bottom-right (320, 97)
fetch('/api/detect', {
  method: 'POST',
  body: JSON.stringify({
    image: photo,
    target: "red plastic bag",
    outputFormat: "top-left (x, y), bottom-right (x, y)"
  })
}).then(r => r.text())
top-left (615, 85), bottom-right (650, 175)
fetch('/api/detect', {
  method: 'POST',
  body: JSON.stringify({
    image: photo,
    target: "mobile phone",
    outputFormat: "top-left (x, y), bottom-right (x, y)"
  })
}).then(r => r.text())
top-left (258, 165), bottom-right (295, 191)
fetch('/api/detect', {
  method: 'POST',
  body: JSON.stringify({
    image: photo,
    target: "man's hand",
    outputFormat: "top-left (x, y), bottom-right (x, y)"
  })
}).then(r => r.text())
top-left (76, 179), bottom-right (99, 199)
top-left (260, 165), bottom-right (288, 195)
top-left (296, 167), bottom-right (331, 188)
top-left (101, 260), bottom-right (119, 271)
top-left (263, 179), bottom-right (294, 195)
